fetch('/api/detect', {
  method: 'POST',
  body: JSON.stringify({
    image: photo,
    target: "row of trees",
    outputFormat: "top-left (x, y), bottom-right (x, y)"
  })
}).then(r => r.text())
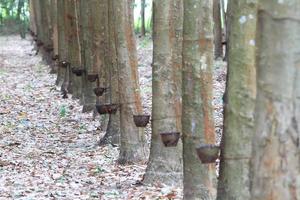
top-left (29, 0), bottom-right (300, 199)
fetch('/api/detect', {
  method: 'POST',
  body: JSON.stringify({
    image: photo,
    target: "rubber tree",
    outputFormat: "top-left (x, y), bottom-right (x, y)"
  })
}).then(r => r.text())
top-left (182, 0), bottom-right (216, 199)
top-left (143, 0), bottom-right (183, 185)
top-left (56, 0), bottom-right (68, 90)
top-left (99, 0), bottom-right (121, 146)
top-left (64, 0), bottom-right (82, 99)
top-left (251, 1), bottom-right (300, 199)
top-left (112, 0), bottom-right (146, 164)
top-left (49, 0), bottom-right (58, 74)
top-left (216, 1), bottom-right (257, 200)
top-left (39, 0), bottom-right (52, 62)
top-left (29, 0), bottom-right (37, 35)
top-left (79, 0), bottom-right (97, 112)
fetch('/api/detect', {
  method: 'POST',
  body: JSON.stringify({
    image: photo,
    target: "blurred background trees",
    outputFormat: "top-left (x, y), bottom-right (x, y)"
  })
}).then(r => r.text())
top-left (0, 0), bottom-right (29, 37)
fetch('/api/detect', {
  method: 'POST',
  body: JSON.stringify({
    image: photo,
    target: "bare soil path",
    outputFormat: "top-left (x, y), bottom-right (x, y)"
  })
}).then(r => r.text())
top-left (0, 35), bottom-right (182, 200)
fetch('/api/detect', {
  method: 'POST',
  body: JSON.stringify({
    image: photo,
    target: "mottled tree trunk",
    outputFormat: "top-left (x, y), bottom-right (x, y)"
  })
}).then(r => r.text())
top-left (182, 0), bottom-right (216, 199)
top-left (213, 0), bottom-right (223, 59)
top-left (250, 1), bottom-right (300, 199)
top-left (143, 0), bottom-right (183, 185)
top-left (216, 1), bottom-right (257, 200)
top-left (112, 0), bottom-right (146, 164)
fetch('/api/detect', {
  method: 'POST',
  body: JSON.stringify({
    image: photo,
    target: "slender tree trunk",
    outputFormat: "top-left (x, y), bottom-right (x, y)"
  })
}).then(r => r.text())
top-left (143, 0), bottom-right (183, 185)
top-left (112, 0), bottom-right (146, 164)
top-left (216, 1), bottom-right (257, 200)
top-left (140, 0), bottom-right (146, 36)
top-left (213, 0), bottom-right (223, 59)
top-left (182, 0), bottom-right (216, 199)
top-left (250, 1), bottom-right (300, 199)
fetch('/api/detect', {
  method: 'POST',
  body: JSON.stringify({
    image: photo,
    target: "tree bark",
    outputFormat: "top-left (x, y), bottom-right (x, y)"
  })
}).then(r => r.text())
top-left (182, 0), bottom-right (216, 199)
top-left (29, 0), bottom-right (37, 35)
top-left (213, 0), bottom-right (223, 59)
top-left (49, 0), bottom-right (58, 74)
top-left (56, 0), bottom-right (67, 89)
top-left (79, 0), bottom-right (96, 112)
top-left (65, 0), bottom-right (82, 99)
top-left (112, 0), bottom-right (146, 164)
top-left (143, 0), bottom-right (183, 185)
top-left (250, 1), bottom-right (300, 199)
top-left (99, 0), bottom-right (121, 146)
top-left (216, 1), bottom-right (257, 200)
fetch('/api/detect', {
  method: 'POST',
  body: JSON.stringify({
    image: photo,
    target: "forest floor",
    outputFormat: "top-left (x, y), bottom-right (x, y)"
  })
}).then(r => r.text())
top-left (0, 35), bottom-right (226, 200)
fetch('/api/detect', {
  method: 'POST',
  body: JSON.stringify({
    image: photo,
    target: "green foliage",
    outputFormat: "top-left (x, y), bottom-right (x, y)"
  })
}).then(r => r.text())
top-left (0, 0), bottom-right (29, 36)
top-left (134, 0), bottom-right (152, 35)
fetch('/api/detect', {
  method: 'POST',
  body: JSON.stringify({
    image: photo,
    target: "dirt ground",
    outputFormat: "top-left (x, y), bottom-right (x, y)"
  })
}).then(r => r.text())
top-left (0, 35), bottom-right (226, 199)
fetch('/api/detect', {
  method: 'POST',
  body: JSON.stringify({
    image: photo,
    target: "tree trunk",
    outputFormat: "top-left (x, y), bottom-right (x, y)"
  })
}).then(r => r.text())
top-left (250, 1), bottom-right (300, 199)
top-left (29, 0), bottom-right (37, 35)
top-left (65, 0), bottom-right (82, 99)
top-left (216, 1), bottom-right (257, 200)
top-left (111, 0), bottom-right (146, 164)
top-left (39, 0), bottom-right (52, 62)
top-left (143, 0), bottom-right (183, 185)
top-left (79, 0), bottom-right (97, 112)
top-left (49, 0), bottom-right (58, 73)
top-left (140, 0), bottom-right (146, 36)
top-left (99, 0), bottom-right (121, 146)
top-left (56, 0), bottom-right (67, 90)
top-left (182, 0), bottom-right (216, 199)
top-left (213, 0), bottom-right (223, 59)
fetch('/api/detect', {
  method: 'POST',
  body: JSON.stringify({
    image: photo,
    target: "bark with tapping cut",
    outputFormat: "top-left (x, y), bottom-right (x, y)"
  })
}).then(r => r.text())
top-left (251, 1), bottom-right (300, 199)
top-left (143, 0), bottom-right (183, 185)
top-left (213, 0), bottom-right (223, 59)
top-left (56, 0), bottom-right (67, 89)
top-left (182, 0), bottom-right (216, 199)
top-left (112, 0), bottom-right (146, 164)
top-left (140, 0), bottom-right (146, 36)
top-left (79, 0), bottom-right (96, 112)
top-left (99, 0), bottom-right (120, 146)
top-left (90, 0), bottom-right (110, 128)
top-left (65, 0), bottom-right (82, 98)
top-left (216, 1), bottom-right (257, 200)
